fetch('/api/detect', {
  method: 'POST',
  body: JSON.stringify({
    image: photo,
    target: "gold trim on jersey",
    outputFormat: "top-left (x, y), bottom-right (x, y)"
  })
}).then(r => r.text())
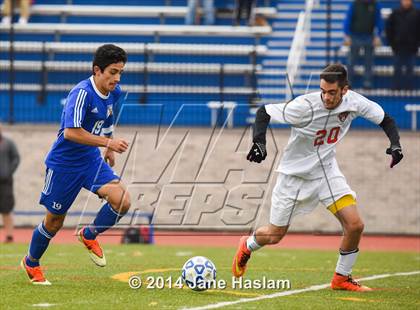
top-left (327, 195), bottom-right (357, 214)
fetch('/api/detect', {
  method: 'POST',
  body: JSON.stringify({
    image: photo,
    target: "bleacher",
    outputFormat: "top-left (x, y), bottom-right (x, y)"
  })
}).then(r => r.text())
top-left (260, 0), bottom-right (420, 93)
top-left (0, 0), bottom-right (277, 125)
top-left (256, 0), bottom-right (419, 129)
top-left (0, 0), bottom-right (419, 128)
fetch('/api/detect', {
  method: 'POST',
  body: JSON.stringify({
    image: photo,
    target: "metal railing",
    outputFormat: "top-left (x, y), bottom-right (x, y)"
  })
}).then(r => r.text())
top-left (2, 39), bottom-right (260, 123)
top-left (285, 0), bottom-right (319, 101)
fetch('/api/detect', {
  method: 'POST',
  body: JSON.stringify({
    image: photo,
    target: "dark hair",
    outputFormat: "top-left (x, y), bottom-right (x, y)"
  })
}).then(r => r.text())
top-left (320, 64), bottom-right (348, 88)
top-left (92, 44), bottom-right (127, 74)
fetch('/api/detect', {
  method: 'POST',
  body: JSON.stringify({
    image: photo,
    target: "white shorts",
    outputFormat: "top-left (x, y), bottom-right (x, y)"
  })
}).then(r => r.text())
top-left (270, 170), bottom-right (356, 227)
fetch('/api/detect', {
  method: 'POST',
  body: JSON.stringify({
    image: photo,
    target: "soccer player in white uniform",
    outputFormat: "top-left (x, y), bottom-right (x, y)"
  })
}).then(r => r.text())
top-left (232, 64), bottom-right (403, 291)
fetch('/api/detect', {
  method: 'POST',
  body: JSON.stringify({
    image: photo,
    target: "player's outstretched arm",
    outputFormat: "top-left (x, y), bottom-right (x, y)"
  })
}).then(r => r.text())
top-left (379, 113), bottom-right (403, 168)
top-left (64, 128), bottom-right (128, 154)
top-left (247, 105), bottom-right (271, 163)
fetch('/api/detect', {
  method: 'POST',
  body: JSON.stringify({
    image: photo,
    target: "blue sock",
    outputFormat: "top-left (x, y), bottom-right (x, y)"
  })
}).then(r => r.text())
top-left (83, 203), bottom-right (125, 240)
top-left (26, 222), bottom-right (56, 267)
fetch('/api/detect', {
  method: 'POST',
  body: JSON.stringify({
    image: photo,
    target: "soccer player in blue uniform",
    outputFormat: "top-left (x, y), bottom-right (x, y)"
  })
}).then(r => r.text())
top-left (21, 44), bottom-right (131, 285)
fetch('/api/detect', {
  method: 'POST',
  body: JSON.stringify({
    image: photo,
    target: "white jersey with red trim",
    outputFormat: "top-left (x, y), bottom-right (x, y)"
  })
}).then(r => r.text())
top-left (265, 90), bottom-right (385, 179)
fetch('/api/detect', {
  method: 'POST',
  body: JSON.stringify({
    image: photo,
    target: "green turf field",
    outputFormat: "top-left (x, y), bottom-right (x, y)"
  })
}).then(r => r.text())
top-left (1, 243), bottom-right (419, 309)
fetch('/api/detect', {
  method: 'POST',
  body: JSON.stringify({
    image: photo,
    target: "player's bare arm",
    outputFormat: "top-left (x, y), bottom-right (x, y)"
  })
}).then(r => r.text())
top-left (63, 127), bottom-right (128, 154)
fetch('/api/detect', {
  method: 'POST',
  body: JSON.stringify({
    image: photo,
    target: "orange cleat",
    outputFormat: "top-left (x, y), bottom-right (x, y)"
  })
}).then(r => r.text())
top-left (21, 257), bottom-right (51, 285)
top-left (331, 272), bottom-right (372, 292)
top-left (78, 227), bottom-right (106, 267)
top-left (232, 236), bottom-right (251, 278)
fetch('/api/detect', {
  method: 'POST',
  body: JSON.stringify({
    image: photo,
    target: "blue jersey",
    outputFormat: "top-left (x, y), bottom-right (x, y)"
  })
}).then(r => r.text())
top-left (45, 76), bottom-right (123, 172)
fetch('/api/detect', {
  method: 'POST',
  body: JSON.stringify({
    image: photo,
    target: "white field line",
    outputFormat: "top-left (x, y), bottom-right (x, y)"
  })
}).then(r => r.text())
top-left (182, 270), bottom-right (420, 310)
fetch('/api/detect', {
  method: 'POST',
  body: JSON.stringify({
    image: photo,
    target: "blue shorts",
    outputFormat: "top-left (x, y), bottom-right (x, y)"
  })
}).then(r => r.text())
top-left (39, 158), bottom-right (120, 215)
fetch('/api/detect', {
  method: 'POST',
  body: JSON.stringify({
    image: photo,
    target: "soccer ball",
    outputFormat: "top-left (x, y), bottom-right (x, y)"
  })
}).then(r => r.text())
top-left (181, 256), bottom-right (216, 291)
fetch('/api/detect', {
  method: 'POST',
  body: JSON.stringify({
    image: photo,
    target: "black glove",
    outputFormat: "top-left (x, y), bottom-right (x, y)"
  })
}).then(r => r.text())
top-left (386, 146), bottom-right (403, 168)
top-left (247, 142), bottom-right (267, 163)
